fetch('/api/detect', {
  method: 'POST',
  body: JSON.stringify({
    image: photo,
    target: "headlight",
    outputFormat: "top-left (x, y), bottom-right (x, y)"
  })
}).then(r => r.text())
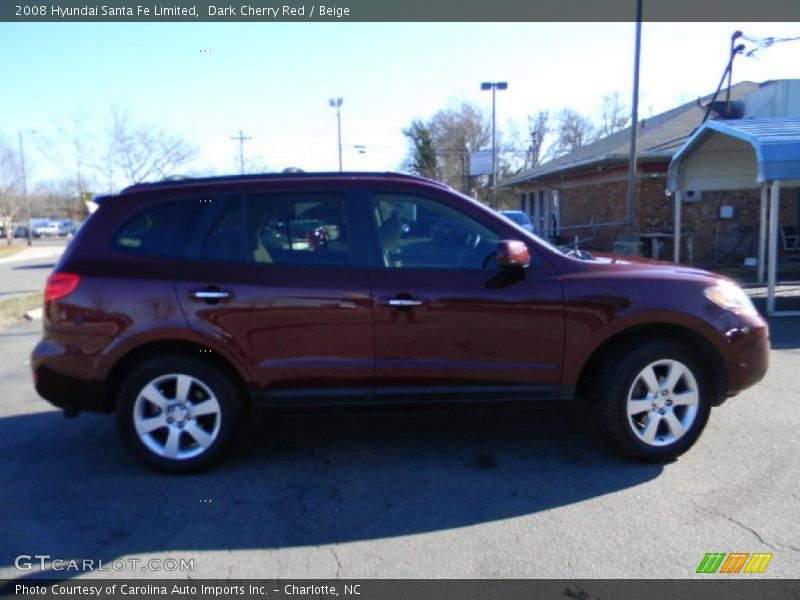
top-left (704, 283), bottom-right (758, 316)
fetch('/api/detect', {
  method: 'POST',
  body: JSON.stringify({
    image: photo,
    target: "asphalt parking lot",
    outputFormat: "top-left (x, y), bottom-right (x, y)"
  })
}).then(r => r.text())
top-left (0, 253), bottom-right (798, 580)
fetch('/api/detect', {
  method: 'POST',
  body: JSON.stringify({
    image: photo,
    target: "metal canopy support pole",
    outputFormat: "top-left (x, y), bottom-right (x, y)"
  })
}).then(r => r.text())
top-left (674, 190), bottom-right (682, 263)
top-left (767, 180), bottom-right (780, 315)
top-left (625, 0), bottom-right (642, 240)
top-left (758, 182), bottom-right (768, 284)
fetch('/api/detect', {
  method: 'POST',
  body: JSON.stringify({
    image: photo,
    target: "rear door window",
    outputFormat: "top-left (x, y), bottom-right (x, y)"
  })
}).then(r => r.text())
top-left (114, 198), bottom-right (205, 257)
top-left (244, 192), bottom-right (349, 267)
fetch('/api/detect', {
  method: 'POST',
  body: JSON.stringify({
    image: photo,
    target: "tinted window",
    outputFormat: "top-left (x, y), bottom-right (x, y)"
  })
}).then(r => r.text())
top-left (371, 193), bottom-right (500, 269)
top-left (245, 193), bottom-right (349, 267)
top-left (202, 197), bottom-right (244, 262)
top-left (114, 198), bottom-right (205, 257)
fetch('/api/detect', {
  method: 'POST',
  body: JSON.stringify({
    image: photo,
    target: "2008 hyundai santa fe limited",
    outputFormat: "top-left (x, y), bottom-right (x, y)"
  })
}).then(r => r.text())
top-left (31, 172), bottom-right (769, 472)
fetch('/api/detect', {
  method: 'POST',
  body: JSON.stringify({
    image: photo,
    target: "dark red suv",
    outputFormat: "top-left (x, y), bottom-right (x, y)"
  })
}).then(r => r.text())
top-left (31, 173), bottom-right (769, 472)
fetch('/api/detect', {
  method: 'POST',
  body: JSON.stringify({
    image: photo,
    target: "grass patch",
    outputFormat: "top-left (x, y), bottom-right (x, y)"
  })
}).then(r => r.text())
top-left (0, 293), bottom-right (42, 330)
top-left (0, 244), bottom-right (25, 259)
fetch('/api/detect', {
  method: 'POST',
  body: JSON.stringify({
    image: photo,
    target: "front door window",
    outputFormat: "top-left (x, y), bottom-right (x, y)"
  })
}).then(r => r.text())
top-left (371, 193), bottom-right (500, 270)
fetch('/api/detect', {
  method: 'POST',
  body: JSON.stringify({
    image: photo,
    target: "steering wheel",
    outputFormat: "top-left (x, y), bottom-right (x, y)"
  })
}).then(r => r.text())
top-left (457, 233), bottom-right (482, 268)
top-left (471, 233), bottom-right (482, 252)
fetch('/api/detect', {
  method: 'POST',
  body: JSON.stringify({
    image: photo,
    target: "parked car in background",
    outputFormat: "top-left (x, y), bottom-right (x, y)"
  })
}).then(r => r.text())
top-left (32, 172), bottom-right (769, 473)
top-left (499, 210), bottom-right (535, 232)
top-left (0, 225), bottom-right (30, 239)
top-left (56, 219), bottom-right (77, 236)
top-left (32, 221), bottom-right (60, 238)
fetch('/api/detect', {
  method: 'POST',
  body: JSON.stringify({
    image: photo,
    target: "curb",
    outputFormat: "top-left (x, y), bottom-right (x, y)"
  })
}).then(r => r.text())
top-left (0, 246), bottom-right (65, 265)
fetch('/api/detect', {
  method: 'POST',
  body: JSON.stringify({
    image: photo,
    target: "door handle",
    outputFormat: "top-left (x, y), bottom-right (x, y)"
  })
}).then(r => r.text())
top-left (190, 290), bottom-right (231, 300)
top-left (382, 298), bottom-right (424, 308)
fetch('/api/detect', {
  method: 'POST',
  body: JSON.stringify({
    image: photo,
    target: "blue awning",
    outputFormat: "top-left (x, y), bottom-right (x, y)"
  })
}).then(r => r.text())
top-left (667, 117), bottom-right (800, 191)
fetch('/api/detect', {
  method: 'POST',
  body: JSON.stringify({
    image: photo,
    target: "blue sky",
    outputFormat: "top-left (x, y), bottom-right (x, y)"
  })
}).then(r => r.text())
top-left (1, 21), bottom-right (798, 189)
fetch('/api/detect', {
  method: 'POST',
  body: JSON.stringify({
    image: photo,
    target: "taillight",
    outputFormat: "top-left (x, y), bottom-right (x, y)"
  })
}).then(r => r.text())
top-left (44, 273), bottom-right (81, 302)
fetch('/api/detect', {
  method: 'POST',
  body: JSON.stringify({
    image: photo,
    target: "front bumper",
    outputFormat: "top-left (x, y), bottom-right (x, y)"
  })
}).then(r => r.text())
top-left (723, 323), bottom-right (770, 396)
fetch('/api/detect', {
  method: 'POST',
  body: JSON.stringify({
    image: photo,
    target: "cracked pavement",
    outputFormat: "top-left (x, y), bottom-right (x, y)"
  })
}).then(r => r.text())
top-left (1, 317), bottom-right (798, 579)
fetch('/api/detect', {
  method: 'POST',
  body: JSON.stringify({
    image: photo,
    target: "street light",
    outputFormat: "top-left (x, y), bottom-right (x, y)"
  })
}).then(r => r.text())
top-left (18, 130), bottom-right (37, 246)
top-left (328, 97), bottom-right (343, 172)
top-left (480, 81), bottom-right (507, 209)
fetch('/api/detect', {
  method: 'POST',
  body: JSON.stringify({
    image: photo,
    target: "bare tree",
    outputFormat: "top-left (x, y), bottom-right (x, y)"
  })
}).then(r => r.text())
top-left (555, 109), bottom-right (597, 156)
top-left (428, 103), bottom-right (491, 197)
top-left (522, 110), bottom-right (558, 169)
top-left (504, 110), bottom-right (558, 176)
top-left (402, 119), bottom-right (439, 180)
top-left (504, 121), bottom-right (528, 174)
top-left (0, 138), bottom-right (22, 245)
top-left (30, 178), bottom-right (87, 220)
top-left (107, 107), bottom-right (198, 185)
top-left (34, 114), bottom-right (98, 218)
top-left (598, 92), bottom-right (630, 137)
top-left (64, 114), bottom-right (94, 198)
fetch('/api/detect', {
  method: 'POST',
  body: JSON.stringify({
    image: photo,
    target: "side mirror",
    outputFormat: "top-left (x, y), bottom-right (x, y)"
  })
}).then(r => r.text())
top-left (496, 240), bottom-right (531, 269)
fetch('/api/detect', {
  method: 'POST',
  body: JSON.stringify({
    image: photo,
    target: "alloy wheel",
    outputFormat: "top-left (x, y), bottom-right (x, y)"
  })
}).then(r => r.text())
top-left (133, 373), bottom-right (222, 460)
top-left (625, 359), bottom-right (700, 447)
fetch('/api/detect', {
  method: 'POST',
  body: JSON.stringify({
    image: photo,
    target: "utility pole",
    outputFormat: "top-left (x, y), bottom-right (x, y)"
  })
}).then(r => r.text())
top-left (703, 33), bottom-right (745, 124)
top-left (18, 131), bottom-right (33, 246)
top-left (329, 98), bottom-right (343, 172)
top-left (231, 130), bottom-right (252, 175)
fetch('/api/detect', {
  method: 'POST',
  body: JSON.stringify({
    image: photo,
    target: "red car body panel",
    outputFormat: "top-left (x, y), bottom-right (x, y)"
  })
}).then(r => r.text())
top-left (30, 173), bottom-right (769, 417)
top-left (173, 261), bottom-right (374, 393)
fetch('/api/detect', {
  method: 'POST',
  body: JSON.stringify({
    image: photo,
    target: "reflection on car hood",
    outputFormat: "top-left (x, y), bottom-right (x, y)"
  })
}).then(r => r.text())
top-left (576, 252), bottom-right (731, 284)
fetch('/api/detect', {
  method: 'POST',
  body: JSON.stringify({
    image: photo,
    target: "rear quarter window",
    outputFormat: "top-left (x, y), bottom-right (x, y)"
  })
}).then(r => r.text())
top-left (114, 198), bottom-right (206, 257)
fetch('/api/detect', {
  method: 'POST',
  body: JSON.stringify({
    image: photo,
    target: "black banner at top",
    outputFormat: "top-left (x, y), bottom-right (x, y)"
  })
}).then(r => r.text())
top-left (3, 0), bottom-right (800, 22)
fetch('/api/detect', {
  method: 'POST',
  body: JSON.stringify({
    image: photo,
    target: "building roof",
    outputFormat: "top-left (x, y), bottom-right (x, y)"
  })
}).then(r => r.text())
top-left (667, 117), bottom-right (800, 190)
top-left (503, 81), bottom-right (761, 188)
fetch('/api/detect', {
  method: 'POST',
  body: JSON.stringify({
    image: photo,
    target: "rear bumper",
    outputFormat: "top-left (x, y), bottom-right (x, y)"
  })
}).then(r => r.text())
top-left (31, 337), bottom-right (111, 414)
top-left (33, 365), bottom-right (108, 413)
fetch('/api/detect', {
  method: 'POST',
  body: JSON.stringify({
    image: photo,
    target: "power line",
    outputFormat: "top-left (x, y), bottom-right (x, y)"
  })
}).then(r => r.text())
top-left (741, 33), bottom-right (800, 57)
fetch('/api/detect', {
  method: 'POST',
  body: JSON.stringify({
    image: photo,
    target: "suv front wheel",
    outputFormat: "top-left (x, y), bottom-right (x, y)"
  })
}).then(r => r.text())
top-left (594, 339), bottom-right (712, 462)
top-left (116, 356), bottom-right (240, 473)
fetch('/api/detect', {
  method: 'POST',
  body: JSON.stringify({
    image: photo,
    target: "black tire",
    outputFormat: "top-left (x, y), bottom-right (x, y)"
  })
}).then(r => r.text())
top-left (116, 356), bottom-right (240, 473)
top-left (592, 339), bottom-right (712, 462)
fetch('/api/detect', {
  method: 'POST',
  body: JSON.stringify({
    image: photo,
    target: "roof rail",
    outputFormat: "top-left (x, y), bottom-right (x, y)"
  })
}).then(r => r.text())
top-left (120, 171), bottom-right (450, 194)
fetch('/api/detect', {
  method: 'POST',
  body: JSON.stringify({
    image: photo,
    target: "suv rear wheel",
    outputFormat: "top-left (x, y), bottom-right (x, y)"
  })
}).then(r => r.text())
top-left (116, 356), bottom-right (240, 473)
top-left (594, 339), bottom-right (712, 462)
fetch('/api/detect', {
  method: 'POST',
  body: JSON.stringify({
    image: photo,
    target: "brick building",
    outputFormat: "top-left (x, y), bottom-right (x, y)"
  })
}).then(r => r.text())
top-left (503, 80), bottom-right (800, 266)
